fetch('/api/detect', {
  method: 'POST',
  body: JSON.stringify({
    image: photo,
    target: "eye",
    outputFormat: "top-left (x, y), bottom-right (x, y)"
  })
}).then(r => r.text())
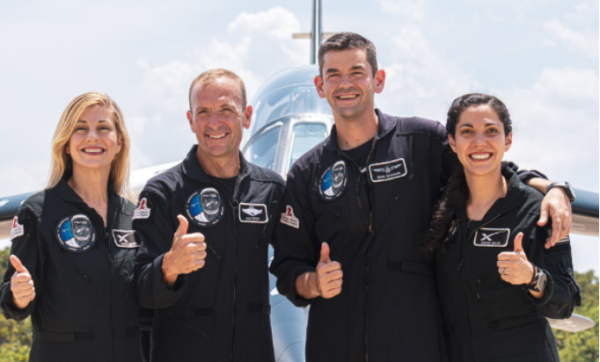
top-left (327, 73), bottom-right (339, 79)
top-left (460, 129), bottom-right (473, 135)
top-left (486, 128), bottom-right (500, 134)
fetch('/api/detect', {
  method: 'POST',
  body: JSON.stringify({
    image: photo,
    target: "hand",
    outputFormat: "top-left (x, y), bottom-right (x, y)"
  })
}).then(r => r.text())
top-left (10, 255), bottom-right (35, 310)
top-left (538, 188), bottom-right (572, 249)
top-left (161, 215), bottom-right (207, 287)
top-left (315, 242), bottom-right (343, 299)
top-left (497, 233), bottom-right (535, 285)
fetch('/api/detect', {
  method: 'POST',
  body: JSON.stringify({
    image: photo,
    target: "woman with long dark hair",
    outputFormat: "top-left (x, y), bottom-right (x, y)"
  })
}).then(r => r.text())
top-left (0, 92), bottom-right (142, 362)
top-left (427, 93), bottom-right (580, 362)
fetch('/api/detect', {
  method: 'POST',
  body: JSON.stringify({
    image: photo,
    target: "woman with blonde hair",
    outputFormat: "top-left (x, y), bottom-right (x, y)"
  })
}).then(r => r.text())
top-left (0, 92), bottom-right (143, 362)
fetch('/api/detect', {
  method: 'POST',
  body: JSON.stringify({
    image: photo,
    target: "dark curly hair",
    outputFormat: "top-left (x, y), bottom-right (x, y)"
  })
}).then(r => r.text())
top-left (425, 93), bottom-right (513, 252)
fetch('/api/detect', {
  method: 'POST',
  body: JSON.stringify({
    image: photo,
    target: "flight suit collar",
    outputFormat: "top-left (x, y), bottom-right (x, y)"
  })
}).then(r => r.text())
top-left (324, 108), bottom-right (396, 152)
top-left (457, 163), bottom-right (529, 225)
top-left (181, 145), bottom-right (250, 183)
top-left (54, 175), bottom-right (121, 209)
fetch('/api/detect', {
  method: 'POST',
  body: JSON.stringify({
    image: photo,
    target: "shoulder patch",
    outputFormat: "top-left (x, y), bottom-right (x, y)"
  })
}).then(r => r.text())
top-left (368, 158), bottom-right (407, 183)
top-left (281, 205), bottom-right (300, 229)
top-left (10, 216), bottom-right (24, 241)
top-left (112, 230), bottom-right (140, 248)
top-left (473, 228), bottom-right (511, 247)
top-left (133, 198), bottom-right (151, 220)
top-left (239, 203), bottom-right (268, 224)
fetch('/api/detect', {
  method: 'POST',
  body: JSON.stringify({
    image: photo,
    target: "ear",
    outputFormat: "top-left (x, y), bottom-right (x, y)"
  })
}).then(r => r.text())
top-left (504, 132), bottom-right (513, 152)
top-left (116, 136), bottom-right (123, 155)
top-left (374, 69), bottom-right (386, 94)
top-left (186, 110), bottom-right (195, 133)
top-left (314, 75), bottom-right (326, 99)
top-left (65, 142), bottom-right (71, 155)
top-left (243, 105), bottom-right (252, 130)
top-left (448, 134), bottom-right (457, 153)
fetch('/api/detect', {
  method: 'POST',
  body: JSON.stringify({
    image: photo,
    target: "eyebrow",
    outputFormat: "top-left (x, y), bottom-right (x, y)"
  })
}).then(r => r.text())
top-left (75, 119), bottom-right (110, 124)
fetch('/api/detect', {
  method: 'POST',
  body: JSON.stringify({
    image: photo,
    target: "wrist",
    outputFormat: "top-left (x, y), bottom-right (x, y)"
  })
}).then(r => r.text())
top-left (546, 182), bottom-right (576, 202)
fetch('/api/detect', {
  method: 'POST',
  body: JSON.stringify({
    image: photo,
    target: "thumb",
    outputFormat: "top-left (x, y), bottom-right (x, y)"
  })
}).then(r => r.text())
top-left (10, 255), bottom-right (27, 274)
top-left (319, 242), bottom-right (331, 264)
top-left (174, 215), bottom-right (189, 238)
top-left (513, 232), bottom-right (524, 252)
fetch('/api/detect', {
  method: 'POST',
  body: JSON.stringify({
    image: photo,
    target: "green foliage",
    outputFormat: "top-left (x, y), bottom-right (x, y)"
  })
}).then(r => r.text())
top-left (554, 270), bottom-right (599, 362)
top-left (0, 247), bottom-right (31, 361)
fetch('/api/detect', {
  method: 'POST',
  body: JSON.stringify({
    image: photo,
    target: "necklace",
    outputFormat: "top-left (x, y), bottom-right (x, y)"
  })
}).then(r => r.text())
top-left (467, 183), bottom-right (505, 226)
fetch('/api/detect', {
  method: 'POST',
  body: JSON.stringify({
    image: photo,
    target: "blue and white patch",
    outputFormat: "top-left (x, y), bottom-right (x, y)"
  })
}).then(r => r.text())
top-left (473, 228), bottom-right (511, 247)
top-left (112, 230), bottom-right (140, 248)
top-left (186, 188), bottom-right (225, 227)
top-left (239, 203), bottom-right (268, 224)
top-left (319, 160), bottom-right (347, 201)
top-left (368, 158), bottom-right (407, 183)
top-left (56, 214), bottom-right (96, 253)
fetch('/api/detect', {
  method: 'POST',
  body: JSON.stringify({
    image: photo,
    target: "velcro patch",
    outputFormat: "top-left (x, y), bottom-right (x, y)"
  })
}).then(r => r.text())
top-left (473, 228), bottom-right (511, 247)
top-left (368, 158), bottom-right (407, 183)
top-left (280, 205), bottom-right (299, 229)
top-left (239, 203), bottom-right (268, 224)
top-left (10, 216), bottom-right (24, 241)
top-left (133, 198), bottom-right (151, 220)
top-left (112, 230), bottom-right (140, 248)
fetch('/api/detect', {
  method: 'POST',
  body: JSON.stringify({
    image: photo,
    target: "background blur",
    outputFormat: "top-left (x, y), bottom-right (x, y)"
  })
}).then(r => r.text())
top-left (0, 1), bottom-right (597, 360)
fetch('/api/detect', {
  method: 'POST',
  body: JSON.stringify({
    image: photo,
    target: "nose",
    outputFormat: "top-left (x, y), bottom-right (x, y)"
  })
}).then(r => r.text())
top-left (86, 128), bottom-right (100, 142)
top-left (473, 133), bottom-right (486, 147)
top-left (340, 73), bottom-right (353, 88)
top-left (208, 112), bottom-right (222, 128)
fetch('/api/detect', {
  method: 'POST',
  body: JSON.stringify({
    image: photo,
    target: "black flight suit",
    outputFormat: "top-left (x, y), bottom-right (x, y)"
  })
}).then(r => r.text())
top-left (0, 178), bottom-right (142, 362)
top-left (271, 110), bottom-right (454, 362)
top-left (134, 146), bottom-right (285, 362)
top-left (434, 166), bottom-right (581, 362)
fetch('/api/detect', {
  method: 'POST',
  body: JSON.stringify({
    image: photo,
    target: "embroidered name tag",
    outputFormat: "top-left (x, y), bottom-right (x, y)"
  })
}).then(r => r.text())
top-left (368, 158), bottom-right (407, 183)
top-left (133, 198), bottom-right (151, 220)
top-left (473, 228), bottom-right (511, 247)
top-left (280, 205), bottom-right (300, 229)
top-left (239, 203), bottom-right (268, 224)
top-left (112, 230), bottom-right (140, 248)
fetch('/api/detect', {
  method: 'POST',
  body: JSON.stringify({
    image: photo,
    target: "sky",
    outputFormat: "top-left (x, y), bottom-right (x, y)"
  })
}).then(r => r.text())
top-left (0, 0), bottom-right (597, 271)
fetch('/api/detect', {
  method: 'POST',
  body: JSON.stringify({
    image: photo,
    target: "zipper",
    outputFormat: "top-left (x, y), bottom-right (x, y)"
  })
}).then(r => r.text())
top-left (458, 212), bottom-right (501, 359)
top-left (228, 174), bottom-right (247, 362)
top-left (362, 136), bottom-right (378, 362)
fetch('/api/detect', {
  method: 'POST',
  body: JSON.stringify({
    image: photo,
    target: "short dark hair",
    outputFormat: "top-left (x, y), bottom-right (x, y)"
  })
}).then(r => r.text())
top-left (318, 32), bottom-right (378, 77)
top-left (446, 93), bottom-right (513, 137)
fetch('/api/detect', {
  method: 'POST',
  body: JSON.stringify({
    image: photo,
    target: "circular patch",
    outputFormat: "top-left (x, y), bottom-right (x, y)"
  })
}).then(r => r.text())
top-left (318, 160), bottom-right (347, 201)
top-left (186, 187), bottom-right (225, 227)
top-left (56, 214), bottom-right (97, 253)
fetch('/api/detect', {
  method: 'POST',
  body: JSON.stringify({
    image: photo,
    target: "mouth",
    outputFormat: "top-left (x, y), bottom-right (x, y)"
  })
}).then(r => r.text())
top-left (335, 94), bottom-right (360, 101)
top-left (469, 152), bottom-right (492, 160)
top-left (206, 133), bottom-right (229, 140)
top-left (81, 147), bottom-right (106, 155)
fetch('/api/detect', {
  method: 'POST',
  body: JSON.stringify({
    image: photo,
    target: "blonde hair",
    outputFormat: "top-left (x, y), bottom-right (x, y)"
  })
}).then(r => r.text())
top-left (188, 68), bottom-right (247, 110)
top-left (47, 92), bottom-right (131, 198)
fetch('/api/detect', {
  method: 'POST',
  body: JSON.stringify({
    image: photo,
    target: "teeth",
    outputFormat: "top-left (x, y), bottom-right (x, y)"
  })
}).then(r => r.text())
top-left (339, 95), bottom-right (356, 99)
top-left (471, 153), bottom-right (491, 160)
top-left (84, 148), bottom-right (103, 153)
top-left (208, 134), bottom-right (226, 139)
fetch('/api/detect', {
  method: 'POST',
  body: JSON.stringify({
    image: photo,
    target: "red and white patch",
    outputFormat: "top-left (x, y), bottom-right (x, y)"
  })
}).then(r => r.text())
top-left (280, 205), bottom-right (299, 229)
top-left (133, 198), bottom-right (151, 220)
top-left (10, 216), bottom-right (24, 241)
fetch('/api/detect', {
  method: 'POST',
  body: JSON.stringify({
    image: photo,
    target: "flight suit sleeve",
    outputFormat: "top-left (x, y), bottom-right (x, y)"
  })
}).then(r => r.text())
top-left (270, 166), bottom-right (320, 307)
top-left (0, 208), bottom-right (44, 321)
top-left (523, 224), bottom-right (581, 319)
top-left (134, 189), bottom-right (189, 309)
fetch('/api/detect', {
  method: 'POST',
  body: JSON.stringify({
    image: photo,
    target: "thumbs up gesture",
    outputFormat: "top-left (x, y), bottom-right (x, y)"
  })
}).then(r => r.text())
top-left (161, 215), bottom-right (208, 288)
top-left (10, 255), bottom-right (35, 309)
top-left (315, 242), bottom-right (343, 299)
top-left (497, 233), bottom-right (535, 285)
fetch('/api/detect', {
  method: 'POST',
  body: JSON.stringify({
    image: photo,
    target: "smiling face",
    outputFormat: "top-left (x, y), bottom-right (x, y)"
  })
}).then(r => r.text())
top-left (66, 105), bottom-right (122, 173)
top-left (448, 104), bottom-right (512, 178)
top-left (314, 48), bottom-right (385, 122)
top-left (187, 77), bottom-right (252, 163)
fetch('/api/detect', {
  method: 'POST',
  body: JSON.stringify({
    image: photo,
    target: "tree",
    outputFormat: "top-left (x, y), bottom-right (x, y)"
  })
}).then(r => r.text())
top-left (554, 270), bottom-right (599, 362)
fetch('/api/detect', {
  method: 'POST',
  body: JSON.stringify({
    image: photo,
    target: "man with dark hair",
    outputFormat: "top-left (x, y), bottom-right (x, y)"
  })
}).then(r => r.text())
top-left (270, 32), bottom-right (573, 362)
top-left (135, 69), bottom-right (284, 362)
